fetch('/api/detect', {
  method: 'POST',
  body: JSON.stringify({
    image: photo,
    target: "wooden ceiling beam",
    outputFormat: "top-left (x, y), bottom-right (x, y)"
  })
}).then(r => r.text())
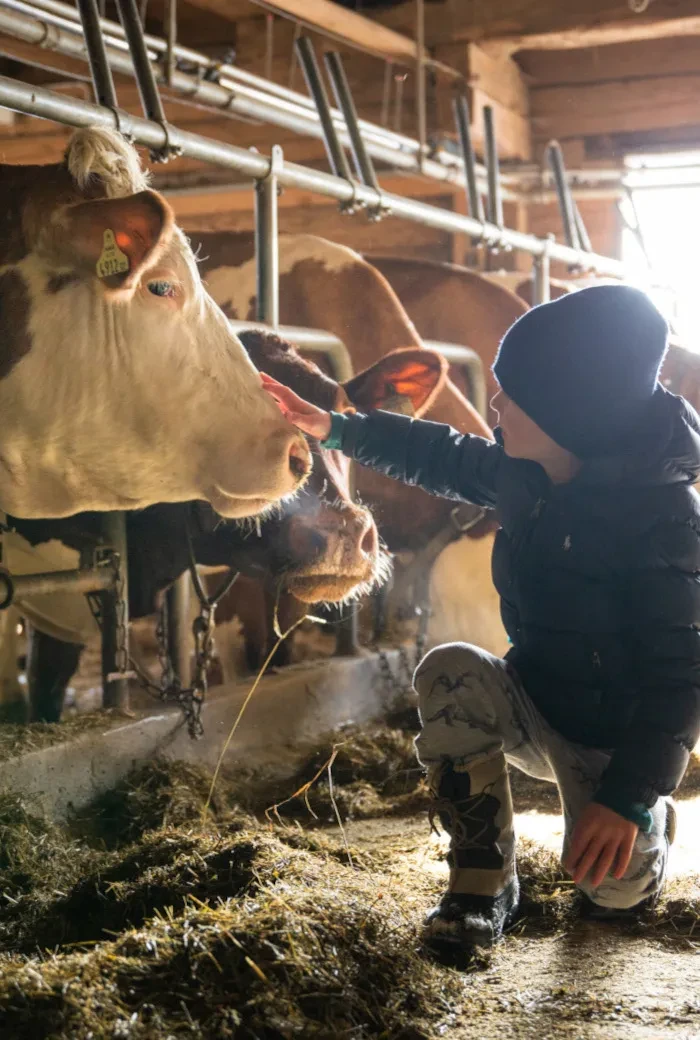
top-left (422, 0), bottom-right (700, 51)
top-left (186, 0), bottom-right (419, 66)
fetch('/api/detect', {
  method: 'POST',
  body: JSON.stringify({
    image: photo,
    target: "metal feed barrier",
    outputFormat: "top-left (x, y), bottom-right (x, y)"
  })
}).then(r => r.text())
top-left (0, 0), bottom-right (628, 723)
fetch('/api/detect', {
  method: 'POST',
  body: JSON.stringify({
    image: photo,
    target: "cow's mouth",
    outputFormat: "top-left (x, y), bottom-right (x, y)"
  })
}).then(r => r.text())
top-left (284, 565), bottom-right (379, 604)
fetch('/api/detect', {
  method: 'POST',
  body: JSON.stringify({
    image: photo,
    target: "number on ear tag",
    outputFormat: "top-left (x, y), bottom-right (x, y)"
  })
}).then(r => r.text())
top-left (382, 392), bottom-right (415, 417)
top-left (96, 229), bottom-right (130, 279)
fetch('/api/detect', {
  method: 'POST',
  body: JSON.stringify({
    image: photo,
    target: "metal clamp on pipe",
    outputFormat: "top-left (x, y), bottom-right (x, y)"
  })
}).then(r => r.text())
top-left (324, 50), bottom-right (390, 222)
top-left (295, 35), bottom-right (357, 214)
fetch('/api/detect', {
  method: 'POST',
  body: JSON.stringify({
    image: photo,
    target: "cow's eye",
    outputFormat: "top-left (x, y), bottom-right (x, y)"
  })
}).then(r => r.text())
top-left (147, 280), bottom-right (175, 298)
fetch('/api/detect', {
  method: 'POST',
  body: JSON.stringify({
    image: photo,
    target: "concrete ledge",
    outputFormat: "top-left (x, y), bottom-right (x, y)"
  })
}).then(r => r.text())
top-left (0, 651), bottom-right (406, 819)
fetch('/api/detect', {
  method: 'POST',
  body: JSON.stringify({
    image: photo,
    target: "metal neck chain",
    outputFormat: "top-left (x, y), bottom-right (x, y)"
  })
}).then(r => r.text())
top-left (90, 510), bottom-right (239, 740)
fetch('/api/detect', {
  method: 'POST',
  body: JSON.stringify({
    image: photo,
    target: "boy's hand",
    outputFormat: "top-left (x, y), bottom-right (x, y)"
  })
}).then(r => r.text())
top-left (564, 802), bottom-right (638, 888)
top-left (261, 372), bottom-right (332, 441)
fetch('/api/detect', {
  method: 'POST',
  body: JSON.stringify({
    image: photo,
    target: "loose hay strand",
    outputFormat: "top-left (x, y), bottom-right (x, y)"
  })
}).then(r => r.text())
top-left (203, 613), bottom-right (312, 819)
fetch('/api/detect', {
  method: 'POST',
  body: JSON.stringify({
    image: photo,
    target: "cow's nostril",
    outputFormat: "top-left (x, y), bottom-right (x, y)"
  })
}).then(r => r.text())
top-left (359, 522), bottom-right (377, 556)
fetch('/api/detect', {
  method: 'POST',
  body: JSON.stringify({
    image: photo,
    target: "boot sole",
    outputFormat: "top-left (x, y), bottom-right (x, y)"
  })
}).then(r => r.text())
top-left (422, 899), bottom-right (520, 953)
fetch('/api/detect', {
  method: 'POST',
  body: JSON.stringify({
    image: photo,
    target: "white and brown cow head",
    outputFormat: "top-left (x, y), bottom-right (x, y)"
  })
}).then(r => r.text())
top-left (238, 330), bottom-right (448, 603)
top-left (0, 128), bottom-right (310, 519)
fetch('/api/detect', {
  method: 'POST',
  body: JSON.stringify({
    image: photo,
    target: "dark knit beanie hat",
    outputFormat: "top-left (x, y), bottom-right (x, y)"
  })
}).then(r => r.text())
top-left (492, 284), bottom-right (668, 459)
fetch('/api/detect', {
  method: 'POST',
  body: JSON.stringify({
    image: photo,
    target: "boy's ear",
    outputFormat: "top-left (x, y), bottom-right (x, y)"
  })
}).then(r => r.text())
top-left (342, 348), bottom-right (448, 417)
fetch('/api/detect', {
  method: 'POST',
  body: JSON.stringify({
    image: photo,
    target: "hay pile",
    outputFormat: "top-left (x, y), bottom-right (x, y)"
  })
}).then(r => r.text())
top-left (0, 711), bottom-right (122, 762)
top-left (0, 726), bottom-right (698, 1039)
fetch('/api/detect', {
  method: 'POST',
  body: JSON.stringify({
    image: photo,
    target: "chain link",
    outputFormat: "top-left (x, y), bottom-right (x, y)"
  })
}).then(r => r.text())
top-left (88, 523), bottom-right (227, 739)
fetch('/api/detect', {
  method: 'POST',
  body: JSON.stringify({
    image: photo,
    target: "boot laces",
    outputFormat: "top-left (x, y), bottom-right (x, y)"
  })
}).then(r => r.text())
top-left (429, 792), bottom-right (494, 854)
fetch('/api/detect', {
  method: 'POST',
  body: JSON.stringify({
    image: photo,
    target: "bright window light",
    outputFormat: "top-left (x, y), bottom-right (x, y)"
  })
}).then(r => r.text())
top-left (621, 184), bottom-right (700, 350)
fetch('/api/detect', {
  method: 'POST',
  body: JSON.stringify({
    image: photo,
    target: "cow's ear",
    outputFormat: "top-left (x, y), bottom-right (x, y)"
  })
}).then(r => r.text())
top-left (46, 190), bottom-right (173, 292)
top-left (342, 348), bottom-right (447, 418)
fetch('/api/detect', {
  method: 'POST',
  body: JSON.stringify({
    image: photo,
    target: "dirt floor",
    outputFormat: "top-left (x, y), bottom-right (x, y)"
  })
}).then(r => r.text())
top-left (0, 724), bottom-right (699, 1038)
top-left (347, 813), bottom-right (700, 1040)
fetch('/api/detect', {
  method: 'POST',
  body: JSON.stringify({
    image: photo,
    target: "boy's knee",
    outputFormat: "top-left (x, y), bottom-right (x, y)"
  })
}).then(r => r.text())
top-left (414, 642), bottom-right (501, 722)
top-left (414, 642), bottom-right (495, 690)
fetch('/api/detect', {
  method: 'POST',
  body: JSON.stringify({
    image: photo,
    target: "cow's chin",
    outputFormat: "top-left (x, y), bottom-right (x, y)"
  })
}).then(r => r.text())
top-left (285, 569), bottom-right (377, 605)
top-left (206, 488), bottom-right (277, 520)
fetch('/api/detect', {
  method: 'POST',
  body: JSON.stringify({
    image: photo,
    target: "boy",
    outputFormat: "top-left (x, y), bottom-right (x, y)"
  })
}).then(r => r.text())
top-left (262, 285), bottom-right (700, 952)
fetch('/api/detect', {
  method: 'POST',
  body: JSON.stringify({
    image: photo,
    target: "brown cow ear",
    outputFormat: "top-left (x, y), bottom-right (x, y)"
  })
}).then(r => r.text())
top-left (47, 190), bottom-right (173, 292)
top-left (343, 348), bottom-right (447, 417)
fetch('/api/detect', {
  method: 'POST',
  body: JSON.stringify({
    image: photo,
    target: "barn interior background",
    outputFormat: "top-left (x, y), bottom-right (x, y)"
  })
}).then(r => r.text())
top-left (1, 0), bottom-right (700, 1036)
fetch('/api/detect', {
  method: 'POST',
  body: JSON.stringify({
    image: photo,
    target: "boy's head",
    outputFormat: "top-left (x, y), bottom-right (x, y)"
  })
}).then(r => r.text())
top-left (492, 284), bottom-right (668, 461)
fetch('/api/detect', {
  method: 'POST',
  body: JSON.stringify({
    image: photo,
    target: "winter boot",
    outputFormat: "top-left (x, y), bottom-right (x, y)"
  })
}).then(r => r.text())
top-left (423, 753), bottom-right (520, 951)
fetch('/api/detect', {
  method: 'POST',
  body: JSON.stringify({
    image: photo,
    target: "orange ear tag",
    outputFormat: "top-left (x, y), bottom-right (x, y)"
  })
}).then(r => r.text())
top-left (382, 392), bottom-right (415, 416)
top-left (96, 229), bottom-right (130, 279)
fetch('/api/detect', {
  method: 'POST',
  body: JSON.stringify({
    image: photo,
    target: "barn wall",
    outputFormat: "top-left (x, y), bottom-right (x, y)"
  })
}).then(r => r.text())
top-left (526, 197), bottom-right (622, 278)
top-left (177, 191), bottom-right (456, 260)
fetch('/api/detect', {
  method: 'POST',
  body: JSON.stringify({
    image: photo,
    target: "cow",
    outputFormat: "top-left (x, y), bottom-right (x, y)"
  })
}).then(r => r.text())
top-left (187, 233), bottom-right (507, 661)
top-left (364, 255), bottom-right (528, 429)
top-left (7, 331), bottom-right (448, 721)
top-left (0, 126), bottom-right (310, 520)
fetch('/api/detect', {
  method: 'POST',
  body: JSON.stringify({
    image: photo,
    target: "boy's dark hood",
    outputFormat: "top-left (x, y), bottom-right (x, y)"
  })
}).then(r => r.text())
top-left (575, 385), bottom-right (700, 488)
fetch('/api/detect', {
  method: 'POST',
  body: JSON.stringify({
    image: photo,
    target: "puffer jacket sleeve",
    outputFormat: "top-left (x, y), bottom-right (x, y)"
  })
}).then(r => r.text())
top-left (337, 410), bottom-right (503, 508)
top-left (596, 514), bottom-right (700, 809)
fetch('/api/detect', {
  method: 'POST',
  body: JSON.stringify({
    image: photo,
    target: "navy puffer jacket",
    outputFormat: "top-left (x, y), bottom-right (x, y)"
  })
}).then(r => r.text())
top-left (332, 385), bottom-right (700, 812)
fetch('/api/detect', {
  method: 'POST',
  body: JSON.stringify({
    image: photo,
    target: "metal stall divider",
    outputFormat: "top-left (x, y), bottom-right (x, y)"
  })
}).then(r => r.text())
top-left (116, 0), bottom-right (193, 691)
top-left (75, 0), bottom-right (133, 711)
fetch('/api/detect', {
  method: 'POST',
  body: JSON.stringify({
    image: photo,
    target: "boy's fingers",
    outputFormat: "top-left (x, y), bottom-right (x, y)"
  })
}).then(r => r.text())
top-left (564, 821), bottom-right (593, 871)
top-left (613, 833), bottom-right (636, 880)
top-left (590, 841), bottom-right (618, 889)
top-left (571, 837), bottom-right (603, 884)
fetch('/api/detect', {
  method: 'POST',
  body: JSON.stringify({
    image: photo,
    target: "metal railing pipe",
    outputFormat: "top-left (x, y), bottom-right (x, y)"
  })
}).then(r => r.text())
top-left (75, 0), bottom-right (117, 108)
top-left (101, 512), bottom-right (130, 713)
top-left (229, 320), bottom-right (354, 383)
top-left (115, 0), bottom-right (167, 126)
top-left (324, 50), bottom-right (381, 193)
top-left (533, 234), bottom-right (553, 305)
top-left (547, 141), bottom-right (579, 252)
top-left (0, 75), bottom-right (631, 278)
top-left (0, 1), bottom-right (495, 196)
top-left (574, 203), bottom-right (593, 253)
top-left (0, 566), bottom-right (115, 603)
top-left (166, 574), bottom-right (191, 687)
top-left (295, 35), bottom-right (353, 185)
top-left (255, 145), bottom-right (282, 328)
top-left (426, 342), bottom-right (487, 420)
top-left (483, 105), bottom-right (503, 230)
top-left (452, 93), bottom-right (483, 224)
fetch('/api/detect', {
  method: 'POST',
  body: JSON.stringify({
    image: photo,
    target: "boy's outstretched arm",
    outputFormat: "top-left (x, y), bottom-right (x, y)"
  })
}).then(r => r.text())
top-left (262, 374), bottom-right (503, 510)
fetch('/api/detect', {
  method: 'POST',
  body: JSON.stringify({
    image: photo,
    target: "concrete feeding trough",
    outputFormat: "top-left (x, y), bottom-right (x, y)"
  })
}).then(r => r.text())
top-left (0, 650), bottom-right (407, 819)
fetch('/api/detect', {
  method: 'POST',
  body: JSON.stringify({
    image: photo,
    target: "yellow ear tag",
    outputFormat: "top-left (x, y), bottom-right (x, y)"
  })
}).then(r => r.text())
top-left (96, 229), bottom-right (130, 279)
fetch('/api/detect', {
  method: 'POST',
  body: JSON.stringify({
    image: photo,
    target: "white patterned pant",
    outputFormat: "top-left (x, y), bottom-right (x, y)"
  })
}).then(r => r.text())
top-left (414, 642), bottom-right (670, 909)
